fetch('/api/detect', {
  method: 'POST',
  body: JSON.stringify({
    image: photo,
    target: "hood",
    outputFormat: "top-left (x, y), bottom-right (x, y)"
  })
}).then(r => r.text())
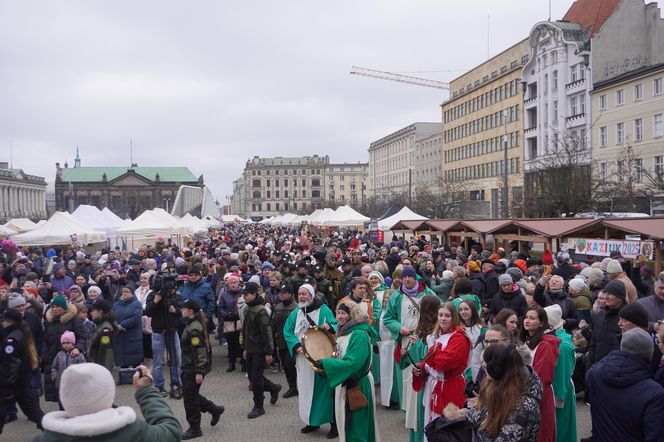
top-left (570, 286), bottom-right (593, 301)
top-left (45, 303), bottom-right (78, 325)
top-left (595, 350), bottom-right (653, 388)
top-left (341, 320), bottom-right (379, 340)
top-left (41, 406), bottom-right (137, 437)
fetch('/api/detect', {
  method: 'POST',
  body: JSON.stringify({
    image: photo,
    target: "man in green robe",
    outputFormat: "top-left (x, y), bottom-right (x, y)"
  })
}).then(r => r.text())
top-left (545, 305), bottom-right (577, 442)
top-left (382, 266), bottom-right (438, 433)
top-left (283, 283), bottom-right (338, 437)
top-left (321, 301), bottom-right (380, 442)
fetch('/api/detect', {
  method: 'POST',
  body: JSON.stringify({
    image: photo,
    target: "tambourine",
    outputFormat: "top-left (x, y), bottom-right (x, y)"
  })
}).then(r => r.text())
top-left (302, 327), bottom-right (336, 374)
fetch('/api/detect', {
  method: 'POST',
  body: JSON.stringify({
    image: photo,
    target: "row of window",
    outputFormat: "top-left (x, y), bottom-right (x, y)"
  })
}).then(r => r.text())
top-left (451, 55), bottom-right (528, 99)
top-left (250, 168), bottom-right (322, 176)
top-left (598, 156), bottom-right (663, 183)
top-left (251, 178), bottom-right (321, 188)
top-left (251, 189), bottom-right (321, 199)
top-left (445, 131), bottom-right (521, 163)
top-left (599, 114), bottom-right (664, 146)
top-left (599, 78), bottom-right (663, 110)
top-left (445, 158), bottom-right (521, 182)
top-left (444, 105), bottom-right (520, 143)
top-left (444, 80), bottom-right (521, 124)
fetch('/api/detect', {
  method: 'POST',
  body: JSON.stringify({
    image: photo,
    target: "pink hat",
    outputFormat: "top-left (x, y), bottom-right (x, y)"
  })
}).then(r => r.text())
top-left (60, 330), bottom-right (76, 345)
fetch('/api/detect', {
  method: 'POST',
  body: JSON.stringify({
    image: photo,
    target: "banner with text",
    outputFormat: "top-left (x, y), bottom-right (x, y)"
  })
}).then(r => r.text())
top-left (567, 238), bottom-right (654, 260)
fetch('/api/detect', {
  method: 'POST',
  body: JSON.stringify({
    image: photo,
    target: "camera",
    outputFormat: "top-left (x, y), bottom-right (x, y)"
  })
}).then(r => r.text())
top-left (151, 270), bottom-right (178, 293)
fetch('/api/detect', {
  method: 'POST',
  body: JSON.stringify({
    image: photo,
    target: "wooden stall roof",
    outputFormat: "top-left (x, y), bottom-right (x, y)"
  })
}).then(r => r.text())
top-left (561, 218), bottom-right (661, 240)
top-left (490, 218), bottom-right (601, 237)
top-left (423, 220), bottom-right (463, 232)
top-left (389, 220), bottom-right (429, 231)
top-left (461, 219), bottom-right (512, 234)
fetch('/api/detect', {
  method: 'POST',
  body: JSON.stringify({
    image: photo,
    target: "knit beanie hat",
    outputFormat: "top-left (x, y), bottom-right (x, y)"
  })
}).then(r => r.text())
top-left (586, 268), bottom-right (604, 283)
top-left (498, 274), bottom-right (513, 286)
top-left (467, 261), bottom-right (480, 273)
top-left (544, 304), bottom-right (563, 331)
top-left (600, 257), bottom-right (613, 272)
top-left (506, 267), bottom-right (524, 282)
top-left (7, 293), bottom-right (27, 309)
top-left (300, 283), bottom-right (315, 299)
top-left (52, 294), bottom-right (67, 310)
top-left (60, 363), bottom-right (116, 417)
top-left (401, 266), bottom-right (417, 279)
top-left (568, 278), bottom-right (586, 294)
top-left (60, 330), bottom-right (76, 344)
top-left (620, 327), bottom-right (654, 362)
top-left (619, 303), bottom-right (649, 329)
top-left (606, 259), bottom-right (623, 274)
top-left (603, 280), bottom-right (626, 300)
top-left (391, 268), bottom-right (402, 280)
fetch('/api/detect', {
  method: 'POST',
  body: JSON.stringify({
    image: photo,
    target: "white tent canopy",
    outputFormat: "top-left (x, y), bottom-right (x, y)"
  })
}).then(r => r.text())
top-left (151, 208), bottom-right (193, 235)
top-left (116, 210), bottom-right (177, 237)
top-left (202, 216), bottom-right (223, 228)
top-left (71, 205), bottom-right (124, 238)
top-left (221, 214), bottom-right (250, 223)
top-left (101, 207), bottom-right (128, 225)
top-left (181, 213), bottom-right (209, 234)
top-left (4, 218), bottom-right (39, 233)
top-left (308, 208), bottom-right (335, 226)
top-left (319, 205), bottom-right (369, 227)
top-left (0, 225), bottom-right (17, 237)
top-left (11, 212), bottom-right (107, 246)
top-left (378, 206), bottom-right (428, 230)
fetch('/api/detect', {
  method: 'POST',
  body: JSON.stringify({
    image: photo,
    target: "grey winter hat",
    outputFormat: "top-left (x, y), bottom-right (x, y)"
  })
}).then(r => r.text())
top-left (498, 274), bottom-right (513, 286)
top-left (620, 327), bottom-right (653, 362)
top-left (7, 293), bottom-right (27, 309)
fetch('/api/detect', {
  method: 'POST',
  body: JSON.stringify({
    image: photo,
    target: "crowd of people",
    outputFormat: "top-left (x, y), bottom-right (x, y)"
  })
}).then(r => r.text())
top-left (1, 223), bottom-right (663, 441)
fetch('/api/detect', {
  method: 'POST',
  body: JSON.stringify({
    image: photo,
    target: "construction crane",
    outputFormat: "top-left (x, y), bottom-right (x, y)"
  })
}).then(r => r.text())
top-left (350, 66), bottom-right (449, 91)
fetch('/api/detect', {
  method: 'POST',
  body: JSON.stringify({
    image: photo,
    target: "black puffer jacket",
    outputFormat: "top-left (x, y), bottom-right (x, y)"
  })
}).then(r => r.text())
top-left (489, 287), bottom-right (527, 321)
top-left (586, 303), bottom-right (624, 370)
top-left (42, 303), bottom-right (86, 402)
top-left (534, 286), bottom-right (579, 332)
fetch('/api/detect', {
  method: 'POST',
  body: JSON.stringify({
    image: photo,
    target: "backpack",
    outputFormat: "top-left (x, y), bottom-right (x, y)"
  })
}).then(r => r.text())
top-left (424, 416), bottom-right (476, 442)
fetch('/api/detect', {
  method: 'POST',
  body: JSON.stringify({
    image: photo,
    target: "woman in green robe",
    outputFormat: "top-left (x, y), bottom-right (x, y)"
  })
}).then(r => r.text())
top-left (321, 301), bottom-right (380, 442)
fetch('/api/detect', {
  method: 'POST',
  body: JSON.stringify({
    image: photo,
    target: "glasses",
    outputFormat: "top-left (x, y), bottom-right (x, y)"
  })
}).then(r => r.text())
top-left (485, 338), bottom-right (509, 345)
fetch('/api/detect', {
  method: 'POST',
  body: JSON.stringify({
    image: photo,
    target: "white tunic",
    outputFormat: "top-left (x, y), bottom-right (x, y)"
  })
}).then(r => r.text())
top-left (378, 310), bottom-right (394, 407)
top-left (400, 295), bottom-right (422, 431)
top-left (294, 308), bottom-right (321, 424)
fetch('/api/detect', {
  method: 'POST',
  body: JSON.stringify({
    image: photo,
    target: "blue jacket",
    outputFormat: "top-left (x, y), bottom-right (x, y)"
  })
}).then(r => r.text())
top-left (112, 296), bottom-right (144, 367)
top-left (179, 280), bottom-right (215, 318)
top-left (587, 350), bottom-right (664, 442)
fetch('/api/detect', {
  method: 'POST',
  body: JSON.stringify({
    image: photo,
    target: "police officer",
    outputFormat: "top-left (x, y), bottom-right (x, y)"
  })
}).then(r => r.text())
top-left (180, 299), bottom-right (224, 440)
top-left (0, 308), bottom-right (44, 434)
top-left (313, 266), bottom-right (336, 309)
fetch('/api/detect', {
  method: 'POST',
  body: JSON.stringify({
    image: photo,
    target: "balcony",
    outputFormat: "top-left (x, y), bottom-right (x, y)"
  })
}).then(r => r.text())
top-left (524, 126), bottom-right (538, 136)
top-left (565, 77), bottom-right (585, 93)
top-left (566, 113), bottom-right (586, 127)
top-left (524, 96), bottom-right (538, 107)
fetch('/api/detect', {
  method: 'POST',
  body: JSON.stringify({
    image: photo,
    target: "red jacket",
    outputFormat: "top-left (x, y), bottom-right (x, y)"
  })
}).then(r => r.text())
top-left (533, 333), bottom-right (561, 442)
top-left (413, 328), bottom-right (470, 412)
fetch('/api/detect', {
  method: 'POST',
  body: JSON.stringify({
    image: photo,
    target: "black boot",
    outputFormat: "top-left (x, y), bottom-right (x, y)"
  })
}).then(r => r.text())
top-left (181, 428), bottom-right (203, 440)
top-left (301, 425), bottom-right (319, 433)
top-left (170, 384), bottom-right (182, 400)
top-left (247, 406), bottom-right (265, 419)
top-left (283, 386), bottom-right (298, 398)
top-left (326, 423), bottom-right (338, 439)
top-left (226, 361), bottom-right (236, 373)
top-left (270, 384), bottom-right (282, 404)
top-left (210, 405), bottom-right (225, 427)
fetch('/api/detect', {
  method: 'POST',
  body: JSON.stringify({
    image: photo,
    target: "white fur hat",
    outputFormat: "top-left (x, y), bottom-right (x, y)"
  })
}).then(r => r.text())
top-left (606, 259), bottom-right (623, 274)
top-left (60, 363), bottom-right (116, 417)
top-left (544, 304), bottom-right (563, 331)
top-left (568, 278), bottom-right (587, 294)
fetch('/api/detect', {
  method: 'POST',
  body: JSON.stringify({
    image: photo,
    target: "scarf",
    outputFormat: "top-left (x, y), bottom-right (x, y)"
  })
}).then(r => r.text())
top-left (402, 282), bottom-right (420, 297)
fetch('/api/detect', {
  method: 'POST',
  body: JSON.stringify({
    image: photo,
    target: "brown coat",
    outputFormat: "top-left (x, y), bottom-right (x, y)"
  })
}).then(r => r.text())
top-left (613, 273), bottom-right (638, 304)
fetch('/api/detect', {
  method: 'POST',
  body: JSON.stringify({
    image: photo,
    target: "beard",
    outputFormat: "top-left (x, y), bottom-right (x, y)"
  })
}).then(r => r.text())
top-left (298, 298), bottom-right (313, 309)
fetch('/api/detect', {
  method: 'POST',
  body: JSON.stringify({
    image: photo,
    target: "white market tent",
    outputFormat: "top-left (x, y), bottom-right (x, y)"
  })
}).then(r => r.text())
top-left (221, 214), bottom-right (250, 223)
top-left (181, 213), bottom-right (209, 234)
top-left (319, 205), bottom-right (369, 227)
top-left (151, 208), bottom-right (193, 235)
top-left (71, 205), bottom-right (123, 238)
top-left (0, 225), bottom-right (17, 237)
top-left (5, 218), bottom-right (39, 233)
top-left (202, 216), bottom-right (223, 228)
top-left (308, 208), bottom-right (335, 226)
top-left (378, 206), bottom-right (428, 230)
top-left (116, 210), bottom-right (178, 238)
top-left (11, 212), bottom-right (107, 246)
top-left (101, 207), bottom-right (128, 225)
top-left (258, 217), bottom-right (275, 224)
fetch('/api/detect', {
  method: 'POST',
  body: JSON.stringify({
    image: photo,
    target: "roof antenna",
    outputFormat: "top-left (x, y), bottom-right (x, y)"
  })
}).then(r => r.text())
top-left (9, 140), bottom-right (13, 168)
top-left (487, 15), bottom-right (490, 60)
top-left (549, 0), bottom-right (552, 21)
top-left (130, 138), bottom-right (133, 168)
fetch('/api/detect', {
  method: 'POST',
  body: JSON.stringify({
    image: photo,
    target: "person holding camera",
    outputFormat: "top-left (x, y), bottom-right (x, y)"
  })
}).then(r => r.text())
top-left (145, 280), bottom-right (183, 399)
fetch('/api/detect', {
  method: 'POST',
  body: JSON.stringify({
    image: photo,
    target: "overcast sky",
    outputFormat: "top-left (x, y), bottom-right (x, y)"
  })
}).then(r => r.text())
top-left (1, 0), bottom-right (582, 205)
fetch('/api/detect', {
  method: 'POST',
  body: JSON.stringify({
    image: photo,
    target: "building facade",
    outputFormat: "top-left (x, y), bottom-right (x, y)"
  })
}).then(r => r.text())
top-left (54, 151), bottom-right (202, 219)
top-left (413, 132), bottom-right (443, 190)
top-left (231, 177), bottom-right (245, 217)
top-left (367, 123), bottom-right (440, 200)
top-left (442, 39), bottom-right (530, 218)
top-left (590, 0), bottom-right (664, 214)
top-left (241, 155), bottom-right (328, 221)
top-left (0, 162), bottom-right (47, 222)
top-left (325, 162), bottom-right (368, 207)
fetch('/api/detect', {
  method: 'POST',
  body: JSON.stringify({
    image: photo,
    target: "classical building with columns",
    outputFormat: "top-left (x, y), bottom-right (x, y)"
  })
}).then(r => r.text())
top-left (0, 161), bottom-right (48, 222)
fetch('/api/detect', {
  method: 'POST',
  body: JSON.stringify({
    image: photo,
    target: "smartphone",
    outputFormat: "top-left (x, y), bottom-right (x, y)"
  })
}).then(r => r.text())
top-left (543, 265), bottom-right (552, 276)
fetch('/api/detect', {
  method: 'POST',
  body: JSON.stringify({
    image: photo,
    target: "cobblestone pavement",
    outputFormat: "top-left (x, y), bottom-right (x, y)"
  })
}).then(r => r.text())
top-left (8, 339), bottom-right (591, 441)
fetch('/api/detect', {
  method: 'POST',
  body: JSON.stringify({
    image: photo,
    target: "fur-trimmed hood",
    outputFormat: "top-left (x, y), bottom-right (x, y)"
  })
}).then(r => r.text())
top-left (41, 406), bottom-right (137, 437)
top-left (45, 302), bottom-right (77, 324)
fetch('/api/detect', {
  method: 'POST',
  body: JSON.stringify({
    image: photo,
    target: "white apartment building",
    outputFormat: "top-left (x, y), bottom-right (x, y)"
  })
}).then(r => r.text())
top-left (368, 122), bottom-right (440, 200)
